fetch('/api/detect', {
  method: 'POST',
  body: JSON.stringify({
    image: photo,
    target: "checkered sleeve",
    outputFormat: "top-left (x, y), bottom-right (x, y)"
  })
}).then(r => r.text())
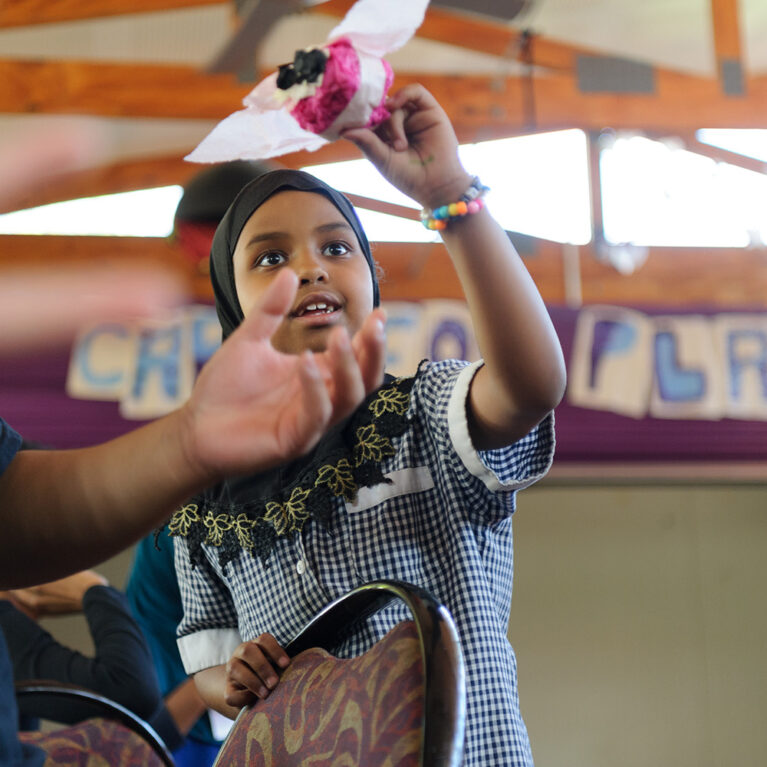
top-left (173, 535), bottom-right (243, 674)
top-left (445, 359), bottom-right (555, 491)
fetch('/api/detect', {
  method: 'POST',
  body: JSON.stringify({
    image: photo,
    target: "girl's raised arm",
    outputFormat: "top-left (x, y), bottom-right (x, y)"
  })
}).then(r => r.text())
top-left (343, 84), bottom-right (566, 449)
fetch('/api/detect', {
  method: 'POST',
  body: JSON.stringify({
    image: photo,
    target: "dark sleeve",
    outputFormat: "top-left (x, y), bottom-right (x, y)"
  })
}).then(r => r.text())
top-left (81, 587), bottom-right (183, 749)
top-left (0, 586), bottom-right (163, 721)
top-left (78, 585), bottom-right (166, 718)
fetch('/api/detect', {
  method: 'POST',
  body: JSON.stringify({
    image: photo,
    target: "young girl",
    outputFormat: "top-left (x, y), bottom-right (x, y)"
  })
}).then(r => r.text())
top-left (172, 84), bottom-right (566, 767)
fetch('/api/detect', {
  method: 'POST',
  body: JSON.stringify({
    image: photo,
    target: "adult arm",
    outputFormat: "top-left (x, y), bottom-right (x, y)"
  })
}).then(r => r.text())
top-left (0, 270), bottom-right (385, 587)
top-left (0, 586), bottom-right (163, 721)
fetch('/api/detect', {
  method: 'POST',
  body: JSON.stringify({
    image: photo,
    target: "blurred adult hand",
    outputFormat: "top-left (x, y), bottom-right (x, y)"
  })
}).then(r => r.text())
top-left (2, 569), bottom-right (108, 619)
top-left (0, 121), bottom-right (187, 355)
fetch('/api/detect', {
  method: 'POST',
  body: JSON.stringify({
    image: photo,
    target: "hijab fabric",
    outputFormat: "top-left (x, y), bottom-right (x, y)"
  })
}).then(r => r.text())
top-left (170, 170), bottom-right (400, 570)
top-left (209, 169), bottom-right (380, 340)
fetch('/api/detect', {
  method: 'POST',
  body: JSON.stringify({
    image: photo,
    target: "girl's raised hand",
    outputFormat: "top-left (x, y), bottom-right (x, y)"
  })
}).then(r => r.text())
top-left (342, 84), bottom-right (473, 210)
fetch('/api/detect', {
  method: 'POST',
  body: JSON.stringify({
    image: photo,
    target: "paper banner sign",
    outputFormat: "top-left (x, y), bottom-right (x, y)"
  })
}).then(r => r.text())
top-left (569, 305), bottom-right (767, 420)
top-left (67, 301), bottom-right (479, 420)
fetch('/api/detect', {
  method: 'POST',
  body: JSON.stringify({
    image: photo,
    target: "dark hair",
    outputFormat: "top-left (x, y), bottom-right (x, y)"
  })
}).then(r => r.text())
top-left (175, 161), bottom-right (277, 225)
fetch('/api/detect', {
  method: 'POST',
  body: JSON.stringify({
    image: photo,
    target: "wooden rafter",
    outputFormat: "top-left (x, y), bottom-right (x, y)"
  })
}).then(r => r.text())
top-left (2, 140), bottom-right (365, 214)
top-left (710, 0), bottom-right (743, 74)
top-left (0, 0), bottom-right (599, 74)
top-left (2, 234), bottom-right (766, 309)
top-left (2, 58), bottom-right (767, 132)
top-left (0, 0), bottom-right (227, 28)
top-left (314, 0), bottom-right (590, 71)
top-left (671, 133), bottom-right (766, 176)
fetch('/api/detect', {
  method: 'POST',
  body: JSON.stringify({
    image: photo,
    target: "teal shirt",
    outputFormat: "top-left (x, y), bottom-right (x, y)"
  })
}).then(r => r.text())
top-left (125, 529), bottom-right (219, 746)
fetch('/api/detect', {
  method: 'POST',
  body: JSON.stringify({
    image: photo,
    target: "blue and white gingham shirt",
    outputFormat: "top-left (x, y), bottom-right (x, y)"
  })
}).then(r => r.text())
top-left (176, 359), bottom-right (555, 766)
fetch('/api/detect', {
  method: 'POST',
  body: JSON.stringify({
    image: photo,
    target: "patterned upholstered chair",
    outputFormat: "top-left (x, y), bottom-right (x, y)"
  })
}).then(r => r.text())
top-left (213, 580), bottom-right (466, 767)
top-left (16, 680), bottom-right (175, 767)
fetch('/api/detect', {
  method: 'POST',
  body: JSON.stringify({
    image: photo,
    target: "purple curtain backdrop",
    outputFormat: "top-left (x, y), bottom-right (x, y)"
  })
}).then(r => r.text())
top-left (3, 305), bottom-right (767, 462)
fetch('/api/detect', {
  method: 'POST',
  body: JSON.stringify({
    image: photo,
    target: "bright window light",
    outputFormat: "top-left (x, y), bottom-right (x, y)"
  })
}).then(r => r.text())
top-left (306, 129), bottom-right (592, 245)
top-left (355, 209), bottom-right (437, 243)
top-left (459, 130), bottom-right (591, 245)
top-left (601, 135), bottom-right (767, 247)
top-left (697, 129), bottom-right (767, 163)
top-left (0, 186), bottom-right (183, 237)
top-left (306, 159), bottom-right (420, 210)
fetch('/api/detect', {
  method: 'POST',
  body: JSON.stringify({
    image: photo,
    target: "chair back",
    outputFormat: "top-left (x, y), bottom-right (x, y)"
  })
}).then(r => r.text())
top-left (213, 580), bottom-right (465, 767)
top-left (16, 680), bottom-right (175, 767)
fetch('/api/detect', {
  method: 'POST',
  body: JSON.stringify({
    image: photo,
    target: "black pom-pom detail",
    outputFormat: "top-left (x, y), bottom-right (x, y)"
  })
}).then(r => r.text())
top-left (294, 48), bottom-right (327, 82)
top-left (276, 47), bottom-right (328, 90)
top-left (276, 63), bottom-right (298, 90)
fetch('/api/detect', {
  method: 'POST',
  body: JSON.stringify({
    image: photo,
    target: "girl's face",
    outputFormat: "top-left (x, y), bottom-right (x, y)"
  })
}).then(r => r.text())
top-left (232, 190), bottom-right (375, 355)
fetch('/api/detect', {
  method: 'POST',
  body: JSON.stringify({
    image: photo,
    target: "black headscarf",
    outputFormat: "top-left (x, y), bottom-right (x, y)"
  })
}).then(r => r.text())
top-left (209, 169), bottom-right (380, 341)
top-left (169, 171), bottom-right (413, 571)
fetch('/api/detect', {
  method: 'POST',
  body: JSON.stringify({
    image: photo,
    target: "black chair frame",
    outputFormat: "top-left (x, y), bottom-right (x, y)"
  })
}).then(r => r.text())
top-left (283, 579), bottom-right (466, 767)
top-left (15, 679), bottom-right (175, 767)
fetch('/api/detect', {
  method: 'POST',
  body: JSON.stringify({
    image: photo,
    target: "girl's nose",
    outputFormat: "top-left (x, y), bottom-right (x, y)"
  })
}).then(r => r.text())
top-left (296, 252), bottom-right (328, 285)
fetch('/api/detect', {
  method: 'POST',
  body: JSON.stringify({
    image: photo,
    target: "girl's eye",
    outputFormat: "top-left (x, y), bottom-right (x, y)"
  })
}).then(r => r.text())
top-left (255, 251), bottom-right (286, 268)
top-left (323, 242), bottom-right (350, 257)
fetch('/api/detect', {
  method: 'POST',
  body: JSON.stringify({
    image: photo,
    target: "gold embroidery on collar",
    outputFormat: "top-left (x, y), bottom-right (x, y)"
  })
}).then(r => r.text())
top-left (354, 423), bottom-right (396, 466)
top-left (263, 486), bottom-right (312, 536)
top-left (204, 511), bottom-right (233, 546)
top-left (233, 514), bottom-right (256, 550)
top-left (369, 387), bottom-right (409, 418)
top-left (169, 503), bottom-right (200, 536)
top-left (315, 458), bottom-right (357, 501)
top-left (168, 371), bottom-right (418, 560)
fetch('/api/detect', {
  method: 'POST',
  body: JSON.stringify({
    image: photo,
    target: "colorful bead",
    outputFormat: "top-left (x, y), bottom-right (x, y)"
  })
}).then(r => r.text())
top-left (420, 176), bottom-right (488, 230)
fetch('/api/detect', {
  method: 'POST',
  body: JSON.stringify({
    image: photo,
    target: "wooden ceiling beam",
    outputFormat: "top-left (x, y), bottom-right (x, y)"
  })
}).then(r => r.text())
top-left (647, 132), bottom-right (767, 176)
top-left (0, 0), bottom-right (226, 28)
top-left (3, 58), bottom-right (767, 131)
top-left (314, 0), bottom-right (588, 71)
top-left (2, 155), bottom-right (196, 215)
top-left (2, 141), bottom-right (365, 214)
top-left (2, 233), bottom-right (767, 309)
top-left (0, 59), bottom-right (244, 119)
top-left (0, 0), bottom-right (603, 74)
top-left (710, 0), bottom-right (743, 68)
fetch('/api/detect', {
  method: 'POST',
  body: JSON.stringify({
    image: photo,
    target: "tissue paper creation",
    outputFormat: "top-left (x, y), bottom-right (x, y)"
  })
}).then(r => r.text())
top-left (185, 0), bottom-right (430, 163)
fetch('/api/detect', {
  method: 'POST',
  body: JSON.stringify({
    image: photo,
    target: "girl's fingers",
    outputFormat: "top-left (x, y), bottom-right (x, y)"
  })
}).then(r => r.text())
top-left (386, 82), bottom-right (437, 113)
top-left (256, 634), bottom-right (291, 670)
top-left (344, 109), bottom-right (408, 158)
top-left (226, 657), bottom-right (268, 701)
top-left (225, 678), bottom-right (258, 708)
top-left (227, 635), bottom-right (287, 702)
top-left (342, 126), bottom-right (389, 164)
top-left (380, 107), bottom-right (408, 151)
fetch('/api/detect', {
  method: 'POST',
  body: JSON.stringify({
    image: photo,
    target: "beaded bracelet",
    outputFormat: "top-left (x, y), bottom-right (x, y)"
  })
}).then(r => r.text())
top-left (420, 176), bottom-right (490, 230)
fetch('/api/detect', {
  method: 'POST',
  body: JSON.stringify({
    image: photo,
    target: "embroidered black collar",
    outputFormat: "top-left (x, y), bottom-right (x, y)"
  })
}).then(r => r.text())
top-left (168, 368), bottom-right (420, 571)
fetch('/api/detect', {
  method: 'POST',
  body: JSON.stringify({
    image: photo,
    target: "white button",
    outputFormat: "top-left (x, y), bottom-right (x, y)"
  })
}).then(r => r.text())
top-left (296, 560), bottom-right (306, 575)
